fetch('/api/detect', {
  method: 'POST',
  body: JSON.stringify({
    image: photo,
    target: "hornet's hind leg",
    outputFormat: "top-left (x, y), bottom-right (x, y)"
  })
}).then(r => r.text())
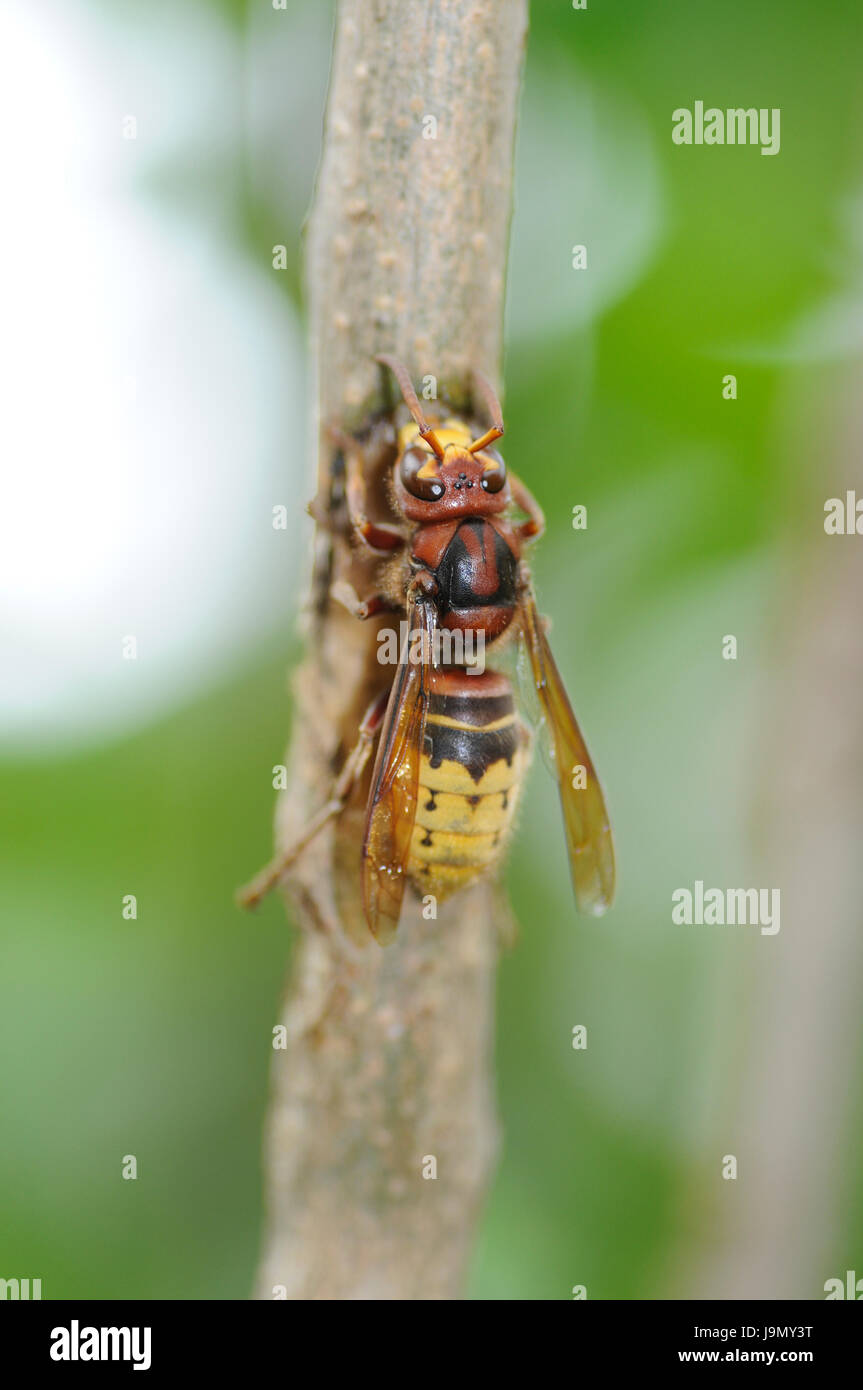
top-left (237, 688), bottom-right (389, 910)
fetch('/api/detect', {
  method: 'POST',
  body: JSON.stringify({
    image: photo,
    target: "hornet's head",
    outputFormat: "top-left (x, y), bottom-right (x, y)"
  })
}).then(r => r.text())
top-left (394, 425), bottom-right (509, 521)
top-left (378, 355), bottom-right (509, 522)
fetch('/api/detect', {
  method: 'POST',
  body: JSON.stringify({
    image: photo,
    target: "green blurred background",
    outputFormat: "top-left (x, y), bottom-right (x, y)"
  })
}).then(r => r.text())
top-left (3, 0), bottom-right (863, 1299)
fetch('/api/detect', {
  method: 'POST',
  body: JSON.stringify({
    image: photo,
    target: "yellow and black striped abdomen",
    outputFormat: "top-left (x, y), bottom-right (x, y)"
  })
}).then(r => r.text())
top-left (408, 670), bottom-right (528, 900)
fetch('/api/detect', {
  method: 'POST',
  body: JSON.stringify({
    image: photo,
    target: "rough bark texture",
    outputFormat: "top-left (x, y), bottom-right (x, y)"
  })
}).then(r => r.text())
top-left (254, 0), bottom-right (528, 1301)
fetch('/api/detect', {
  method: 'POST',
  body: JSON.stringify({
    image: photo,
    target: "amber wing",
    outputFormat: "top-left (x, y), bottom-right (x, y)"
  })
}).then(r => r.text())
top-left (361, 597), bottom-right (437, 943)
top-left (519, 588), bottom-right (615, 914)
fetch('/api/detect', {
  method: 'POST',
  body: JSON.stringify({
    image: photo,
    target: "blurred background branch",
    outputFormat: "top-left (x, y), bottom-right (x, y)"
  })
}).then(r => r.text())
top-left (253, 0), bottom-right (528, 1301)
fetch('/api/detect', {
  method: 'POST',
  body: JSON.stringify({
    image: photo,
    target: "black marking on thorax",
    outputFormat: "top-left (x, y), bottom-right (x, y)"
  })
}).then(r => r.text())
top-left (433, 519), bottom-right (518, 614)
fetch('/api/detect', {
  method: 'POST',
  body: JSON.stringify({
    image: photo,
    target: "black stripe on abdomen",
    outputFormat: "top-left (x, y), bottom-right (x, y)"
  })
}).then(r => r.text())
top-left (427, 690), bottom-right (514, 726)
top-left (424, 720), bottom-right (519, 784)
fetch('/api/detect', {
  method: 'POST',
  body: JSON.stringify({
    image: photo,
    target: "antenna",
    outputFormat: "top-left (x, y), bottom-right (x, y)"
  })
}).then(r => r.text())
top-left (376, 355), bottom-right (445, 460)
top-left (468, 368), bottom-right (505, 453)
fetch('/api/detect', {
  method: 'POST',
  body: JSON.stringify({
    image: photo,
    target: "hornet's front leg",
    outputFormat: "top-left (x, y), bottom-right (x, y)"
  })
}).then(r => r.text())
top-left (509, 471), bottom-right (545, 544)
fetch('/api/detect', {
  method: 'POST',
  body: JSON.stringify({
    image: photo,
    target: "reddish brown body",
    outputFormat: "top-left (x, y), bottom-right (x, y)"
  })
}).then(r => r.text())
top-left (411, 515), bottom-right (519, 639)
top-left (239, 358), bottom-right (615, 945)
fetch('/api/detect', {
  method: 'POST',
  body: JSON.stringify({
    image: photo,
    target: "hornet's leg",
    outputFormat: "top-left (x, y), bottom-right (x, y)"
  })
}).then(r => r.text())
top-left (508, 470), bottom-right (545, 543)
top-left (323, 423), bottom-right (406, 553)
top-left (336, 430), bottom-right (405, 553)
top-left (330, 579), bottom-right (401, 620)
top-left (237, 688), bottom-right (390, 910)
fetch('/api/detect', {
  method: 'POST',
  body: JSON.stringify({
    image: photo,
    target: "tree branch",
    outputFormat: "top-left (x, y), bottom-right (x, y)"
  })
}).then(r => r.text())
top-left (253, 0), bottom-right (527, 1300)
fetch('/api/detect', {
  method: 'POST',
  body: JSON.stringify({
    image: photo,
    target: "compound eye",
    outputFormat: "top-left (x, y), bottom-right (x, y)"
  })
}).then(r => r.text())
top-left (480, 448), bottom-right (507, 493)
top-left (399, 444), bottom-right (445, 501)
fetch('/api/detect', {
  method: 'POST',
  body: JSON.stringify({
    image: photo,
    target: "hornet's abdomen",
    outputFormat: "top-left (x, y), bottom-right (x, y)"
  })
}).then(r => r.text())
top-left (407, 669), bottom-right (529, 900)
top-left (433, 518), bottom-right (518, 640)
